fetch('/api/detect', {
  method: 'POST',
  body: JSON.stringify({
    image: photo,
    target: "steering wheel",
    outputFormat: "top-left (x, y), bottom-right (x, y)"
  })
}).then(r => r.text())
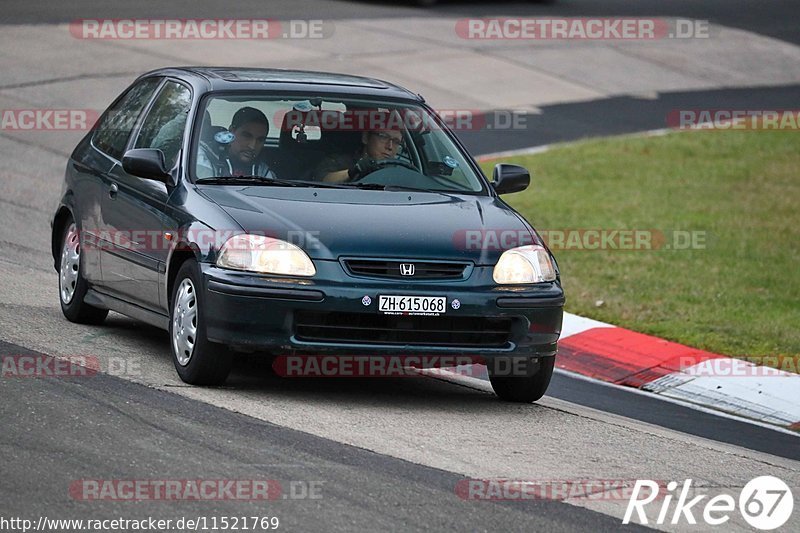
top-left (350, 159), bottom-right (419, 181)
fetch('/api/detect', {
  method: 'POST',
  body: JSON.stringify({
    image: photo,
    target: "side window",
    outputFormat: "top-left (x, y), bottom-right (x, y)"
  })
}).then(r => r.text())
top-left (133, 81), bottom-right (192, 169)
top-left (93, 77), bottom-right (161, 160)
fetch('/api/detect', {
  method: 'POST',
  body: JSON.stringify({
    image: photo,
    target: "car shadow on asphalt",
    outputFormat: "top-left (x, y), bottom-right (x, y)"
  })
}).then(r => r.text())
top-left (223, 352), bottom-right (540, 410)
top-left (97, 314), bottom-right (549, 410)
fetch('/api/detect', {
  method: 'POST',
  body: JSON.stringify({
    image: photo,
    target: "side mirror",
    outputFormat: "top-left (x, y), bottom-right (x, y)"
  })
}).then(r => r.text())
top-left (122, 149), bottom-right (171, 183)
top-left (492, 164), bottom-right (530, 195)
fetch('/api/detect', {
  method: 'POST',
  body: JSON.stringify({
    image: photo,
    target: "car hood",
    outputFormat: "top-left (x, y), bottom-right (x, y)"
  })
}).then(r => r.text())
top-left (199, 186), bottom-right (538, 264)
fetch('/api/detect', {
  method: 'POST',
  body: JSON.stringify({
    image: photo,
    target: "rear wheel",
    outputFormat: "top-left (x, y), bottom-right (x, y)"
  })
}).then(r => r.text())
top-left (488, 355), bottom-right (555, 403)
top-left (169, 259), bottom-right (233, 385)
top-left (58, 219), bottom-right (108, 324)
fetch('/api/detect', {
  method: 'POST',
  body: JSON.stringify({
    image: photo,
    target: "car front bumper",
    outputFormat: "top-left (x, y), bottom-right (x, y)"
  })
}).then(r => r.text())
top-left (201, 261), bottom-right (564, 359)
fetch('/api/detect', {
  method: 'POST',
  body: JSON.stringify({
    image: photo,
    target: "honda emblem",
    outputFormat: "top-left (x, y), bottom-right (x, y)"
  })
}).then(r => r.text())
top-left (400, 263), bottom-right (415, 276)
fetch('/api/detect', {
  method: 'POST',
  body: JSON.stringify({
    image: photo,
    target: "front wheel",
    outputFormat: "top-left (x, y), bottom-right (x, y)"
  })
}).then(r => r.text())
top-left (488, 356), bottom-right (555, 403)
top-left (58, 219), bottom-right (108, 324)
top-left (169, 259), bottom-right (233, 385)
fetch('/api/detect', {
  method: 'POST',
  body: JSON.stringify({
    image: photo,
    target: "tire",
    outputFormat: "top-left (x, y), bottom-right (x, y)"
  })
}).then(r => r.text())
top-left (169, 259), bottom-right (233, 385)
top-left (58, 218), bottom-right (108, 325)
top-left (488, 355), bottom-right (555, 403)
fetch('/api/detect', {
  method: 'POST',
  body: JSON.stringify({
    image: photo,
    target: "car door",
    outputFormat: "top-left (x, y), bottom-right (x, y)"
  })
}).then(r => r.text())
top-left (72, 76), bottom-right (162, 286)
top-left (99, 79), bottom-right (192, 311)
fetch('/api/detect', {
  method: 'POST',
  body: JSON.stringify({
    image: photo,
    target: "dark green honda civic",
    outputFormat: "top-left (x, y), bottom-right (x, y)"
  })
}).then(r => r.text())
top-left (51, 67), bottom-right (564, 402)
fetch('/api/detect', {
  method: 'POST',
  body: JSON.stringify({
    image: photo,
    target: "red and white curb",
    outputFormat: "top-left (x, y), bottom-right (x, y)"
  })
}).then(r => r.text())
top-left (427, 311), bottom-right (799, 432)
top-left (557, 313), bottom-right (800, 431)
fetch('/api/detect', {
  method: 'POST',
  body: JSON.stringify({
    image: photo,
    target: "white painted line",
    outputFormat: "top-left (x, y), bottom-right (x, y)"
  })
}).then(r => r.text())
top-left (560, 311), bottom-right (614, 339)
top-left (417, 367), bottom-right (495, 393)
top-left (644, 365), bottom-right (800, 426)
top-left (554, 368), bottom-right (800, 436)
top-left (647, 359), bottom-right (800, 426)
top-left (422, 366), bottom-right (800, 436)
top-left (475, 128), bottom-right (673, 160)
top-left (476, 144), bottom-right (553, 162)
top-left (559, 304), bottom-right (800, 429)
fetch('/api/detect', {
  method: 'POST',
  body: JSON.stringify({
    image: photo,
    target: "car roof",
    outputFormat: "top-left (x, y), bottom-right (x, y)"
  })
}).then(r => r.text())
top-left (140, 67), bottom-right (423, 102)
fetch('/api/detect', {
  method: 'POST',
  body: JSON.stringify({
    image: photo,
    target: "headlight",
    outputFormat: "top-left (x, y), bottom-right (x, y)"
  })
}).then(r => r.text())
top-left (493, 245), bottom-right (556, 284)
top-left (217, 234), bottom-right (316, 277)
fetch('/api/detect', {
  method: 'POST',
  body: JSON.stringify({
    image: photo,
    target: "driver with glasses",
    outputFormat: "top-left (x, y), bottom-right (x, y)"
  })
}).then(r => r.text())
top-left (314, 113), bottom-right (406, 183)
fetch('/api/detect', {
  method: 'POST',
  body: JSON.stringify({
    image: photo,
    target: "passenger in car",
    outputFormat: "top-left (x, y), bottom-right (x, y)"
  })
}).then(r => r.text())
top-left (197, 106), bottom-right (277, 179)
top-left (313, 120), bottom-right (404, 183)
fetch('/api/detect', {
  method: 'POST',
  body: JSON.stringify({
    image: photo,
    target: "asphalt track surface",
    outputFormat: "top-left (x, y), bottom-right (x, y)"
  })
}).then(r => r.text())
top-left (1, 341), bottom-right (643, 532)
top-left (4, 1), bottom-right (799, 154)
top-left (457, 84), bottom-right (800, 156)
top-left (2, 0), bottom-right (798, 46)
top-left (1, 1), bottom-right (799, 531)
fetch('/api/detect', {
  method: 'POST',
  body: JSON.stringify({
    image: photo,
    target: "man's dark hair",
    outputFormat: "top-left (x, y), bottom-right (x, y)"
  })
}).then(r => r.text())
top-left (230, 106), bottom-right (270, 131)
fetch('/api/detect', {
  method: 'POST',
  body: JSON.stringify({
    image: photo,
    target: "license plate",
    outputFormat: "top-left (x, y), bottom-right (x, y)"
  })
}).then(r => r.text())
top-left (378, 295), bottom-right (446, 315)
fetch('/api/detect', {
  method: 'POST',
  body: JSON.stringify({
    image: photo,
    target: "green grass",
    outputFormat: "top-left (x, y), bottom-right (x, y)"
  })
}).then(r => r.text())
top-left (481, 130), bottom-right (800, 367)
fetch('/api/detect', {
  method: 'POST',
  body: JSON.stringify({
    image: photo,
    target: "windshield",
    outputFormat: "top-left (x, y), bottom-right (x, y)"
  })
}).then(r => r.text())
top-left (192, 94), bottom-right (487, 193)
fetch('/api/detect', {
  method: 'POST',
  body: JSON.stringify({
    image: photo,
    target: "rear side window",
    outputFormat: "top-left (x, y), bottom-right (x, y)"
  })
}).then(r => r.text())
top-left (93, 77), bottom-right (161, 160)
top-left (133, 81), bottom-right (192, 169)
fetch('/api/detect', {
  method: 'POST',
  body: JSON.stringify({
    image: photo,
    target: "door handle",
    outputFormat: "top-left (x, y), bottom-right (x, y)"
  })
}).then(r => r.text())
top-left (109, 182), bottom-right (119, 199)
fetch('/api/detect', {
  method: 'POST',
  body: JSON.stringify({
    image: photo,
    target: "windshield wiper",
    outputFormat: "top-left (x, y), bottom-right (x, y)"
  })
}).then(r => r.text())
top-left (196, 176), bottom-right (343, 188)
top-left (334, 182), bottom-right (465, 197)
top-left (388, 184), bottom-right (466, 197)
top-left (303, 182), bottom-right (387, 190)
top-left (347, 182), bottom-right (386, 190)
top-left (196, 175), bottom-right (299, 186)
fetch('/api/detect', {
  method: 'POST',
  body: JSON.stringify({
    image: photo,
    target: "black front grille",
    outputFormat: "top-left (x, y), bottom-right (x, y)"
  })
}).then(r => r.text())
top-left (344, 259), bottom-right (467, 280)
top-left (294, 311), bottom-right (513, 347)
